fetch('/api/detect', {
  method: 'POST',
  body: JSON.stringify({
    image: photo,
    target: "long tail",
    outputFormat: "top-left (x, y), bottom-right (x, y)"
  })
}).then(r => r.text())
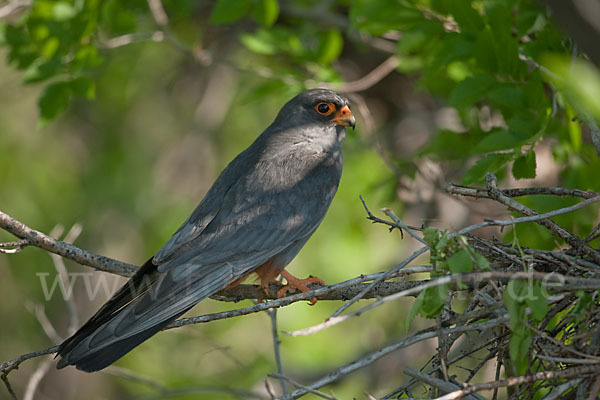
top-left (55, 259), bottom-right (191, 372)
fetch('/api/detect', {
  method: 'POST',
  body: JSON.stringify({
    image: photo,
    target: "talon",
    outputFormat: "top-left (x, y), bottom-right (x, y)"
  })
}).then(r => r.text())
top-left (275, 270), bottom-right (325, 305)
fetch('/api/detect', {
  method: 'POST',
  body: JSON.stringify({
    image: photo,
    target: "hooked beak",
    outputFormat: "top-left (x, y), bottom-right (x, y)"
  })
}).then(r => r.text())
top-left (331, 105), bottom-right (356, 130)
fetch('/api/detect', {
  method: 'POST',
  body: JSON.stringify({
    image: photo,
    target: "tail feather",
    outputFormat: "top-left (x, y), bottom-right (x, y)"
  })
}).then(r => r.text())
top-left (58, 306), bottom-right (191, 372)
top-left (56, 257), bottom-right (239, 372)
top-left (56, 258), bottom-right (164, 371)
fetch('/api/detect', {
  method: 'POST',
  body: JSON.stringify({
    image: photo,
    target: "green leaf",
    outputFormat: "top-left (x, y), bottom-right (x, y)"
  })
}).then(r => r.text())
top-left (38, 81), bottom-right (71, 125)
top-left (252, 0), bottom-right (279, 26)
top-left (396, 30), bottom-right (428, 55)
top-left (473, 29), bottom-right (497, 73)
top-left (488, 85), bottom-right (524, 110)
top-left (317, 29), bottom-right (343, 64)
top-left (23, 58), bottom-right (63, 83)
top-left (504, 280), bottom-right (523, 328)
top-left (419, 284), bottom-right (449, 318)
top-left (73, 45), bottom-right (103, 68)
top-left (406, 290), bottom-right (425, 329)
top-left (434, 230), bottom-right (450, 252)
top-left (471, 251), bottom-right (490, 271)
top-left (447, 0), bottom-right (484, 33)
top-left (52, 2), bottom-right (77, 21)
top-left (423, 227), bottom-right (441, 248)
top-left (210, 0), bottom-right (252, 24)
top-left (101, 0), bottom-right (137, 34)
top-left (507, 113), bottom-right (542, 139)
top-left (542, 55), bottom-right (600, 120)
top-left (566, 106), bottom-right (582, 152)
top-left (525, 282), bottom-right (548, 322)
top-left (471, 129), bottom-right (527, 154)
top-left (461, 152), bottom-right (513, 185)
top-left (509, 327), bottom-right (531, 375)
top-left (487, 5), bottom-right (523, 76)
top-left (573, 291), bottom-right (592, 322)
top-left (512, 150), bottom-right (537, 180)
top-left (449, 75), bottom-right (496, 109)
top-left (422, 129), bottom-right (475, 160)
top-left (447, 249), bottom-right (473, 273)
top-left (407, 284), bottom-right (449, 327)
top-left (350, 0), bottom-right (423, 35)
top-left (240, 31), bottom-right (277, 55)
top-left (70, 76), bottom-right (95, 99)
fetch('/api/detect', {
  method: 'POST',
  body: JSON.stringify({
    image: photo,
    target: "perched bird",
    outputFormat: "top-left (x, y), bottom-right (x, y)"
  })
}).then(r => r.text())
top-left (56, 88), bottom-right (355, 372)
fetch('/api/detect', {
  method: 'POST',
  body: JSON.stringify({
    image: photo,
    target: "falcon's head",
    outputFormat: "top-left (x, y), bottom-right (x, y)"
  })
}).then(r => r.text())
top-left (272, 88), bottom-right (356, 131)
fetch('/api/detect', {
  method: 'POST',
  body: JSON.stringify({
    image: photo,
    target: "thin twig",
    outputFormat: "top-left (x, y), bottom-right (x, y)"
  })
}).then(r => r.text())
top-left (23, 357), bottom-right (53, 400)
top-left (382, 207), bottom-right (429, 245)
top-left (0, 346), bottom-right (60, 375)
top-left (146, 0), bottom-right (168, 27)
top-left (456, 195), bottom-right (600, 236)
top-left (326, 246), bottom-right (430, 319)
top-left (104, 365), bottom-right (168, 392)
top-left (1, 374), bottom-right (17, 400)
top-left (535, 355), bottom-right (600, 365)
top-left (269, 374), bottom-right (336, 400)
top-left (338, 55), bottom-right (400, 93)
top-left (484, 173), bottom-right (600, 263)
top-left (100, 31), bottom-right (166, 49)
top-left (281, 317), bottom-right (508, 400)
top-left (403, 366), bottom-right (485, 400)
top-left (433, 365), bottom-right (600, 400)
top-left (286, 271), bottom-right (600, 337)
top-left (446, 185), bottom-right (599, 200)
top-left (360, 195), bottom-right (404, 238)
top-left (268, 309), bottom-right (288, 397)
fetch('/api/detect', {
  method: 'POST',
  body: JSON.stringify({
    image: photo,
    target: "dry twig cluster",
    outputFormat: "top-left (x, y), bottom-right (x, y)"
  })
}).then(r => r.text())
top-left (1, 173), bottom-right (600, 399)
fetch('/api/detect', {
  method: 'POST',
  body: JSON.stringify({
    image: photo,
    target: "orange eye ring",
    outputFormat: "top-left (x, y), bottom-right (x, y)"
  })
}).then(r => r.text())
top-left (314, 102), bottom-right (336, 116)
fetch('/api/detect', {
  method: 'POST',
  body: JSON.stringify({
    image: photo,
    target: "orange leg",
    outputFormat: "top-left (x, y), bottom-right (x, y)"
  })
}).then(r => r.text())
top-left (252, 260), bottom-right (325, 305)
top-left (255, 261), bottom-right (284, 295)
top-left (277, 270), bottom-right (325, 305)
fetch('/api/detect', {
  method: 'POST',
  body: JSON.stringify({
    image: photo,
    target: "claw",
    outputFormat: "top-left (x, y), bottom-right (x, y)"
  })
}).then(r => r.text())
top-left (277, 270), bottom-right (325, 305)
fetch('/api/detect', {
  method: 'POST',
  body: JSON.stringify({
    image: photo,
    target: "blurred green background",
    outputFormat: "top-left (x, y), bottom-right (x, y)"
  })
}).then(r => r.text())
top-left (1, 0), bottom-right (600, 399)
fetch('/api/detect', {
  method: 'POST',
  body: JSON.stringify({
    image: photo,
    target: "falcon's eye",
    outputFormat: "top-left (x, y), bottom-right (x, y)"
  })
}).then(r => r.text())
top-left (315, 102), bottom-right (335, 116)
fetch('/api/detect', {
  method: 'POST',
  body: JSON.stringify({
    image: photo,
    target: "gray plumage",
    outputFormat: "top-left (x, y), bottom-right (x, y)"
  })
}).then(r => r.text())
top-left (56, 88), bottom-right (354, 372)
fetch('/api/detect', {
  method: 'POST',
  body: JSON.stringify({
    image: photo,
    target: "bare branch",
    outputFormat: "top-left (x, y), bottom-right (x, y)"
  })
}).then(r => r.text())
top-left (1, 374), bottom-right (17, 400)
top-left (23, 358), bottom-right (53, 400)
top-left (0, 346), bottom-right (60, 376)
top-left (268, 308), bottom-right (288, 397)
top-left (269, 374), bottom-right (336, 400)
top-left (146, 0), bottom-right (168, 27)
top-left (338, 55), bottom-right (400, 93)
top-left (0, 210), bottom-right (137, 276)
top-left (446, 184), bottom-right (599, 200)
top-left (327, 246), bottom-right (430, 319)
top-left (281, 317), bottom-right (508, 400)
top-left (484, 173), bottom-right (600, 264)
top-left (100, 31), bottom-right (166, 49)
top-left (433, 365), bottom-right (600, 400)
top-left (287, 271), bottom-right (600, 337)
top-left (0, 0), bottom-right (30, 19)
top-left (403, 366), bottom-right (485, 400)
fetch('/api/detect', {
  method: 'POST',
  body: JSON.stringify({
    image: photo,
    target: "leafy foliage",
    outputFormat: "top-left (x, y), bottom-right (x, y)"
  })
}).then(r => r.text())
top-left (3, 0), bottom-right (600, 191)
top-left (2, 0), bottom-right (600, 398)
top-left (406, 228), bottom-right (490, 327)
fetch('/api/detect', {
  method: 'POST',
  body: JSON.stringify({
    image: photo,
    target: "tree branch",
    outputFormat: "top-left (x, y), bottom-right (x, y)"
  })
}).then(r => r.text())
top-left (338, 55), bottom-right (400, 93)
top-left (433, 365), bottom-right (600, 400)
top-left (0, 211), bottom-right (137, 276)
